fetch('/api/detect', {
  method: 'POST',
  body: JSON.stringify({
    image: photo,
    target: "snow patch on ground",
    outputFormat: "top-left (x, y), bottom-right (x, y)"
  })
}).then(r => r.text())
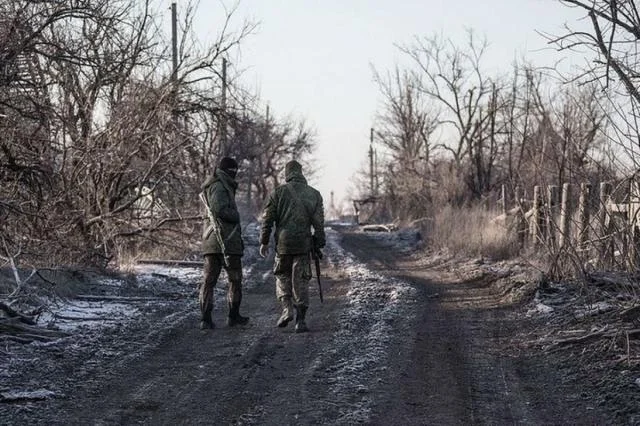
top-left (527, 302), bottom-right (554, 316)
top-left (33, 251), bottom-right (264, 332)
top-left (39, 300), bottom-right (140, 332)
top-left (314, 228), bottom-right (418, 424)
top-left (36, 266), bottom-right (201, 332)
top-left (358, 226), bottom-right (423, 254)
top-left (95, 278), bottom-right (126, 287)
top-left (135, 264), bottom-right (202, 285)
top-left (0, 389), bottom-right (56, 402)
top-left (574, 302), bottom-right (614, 318)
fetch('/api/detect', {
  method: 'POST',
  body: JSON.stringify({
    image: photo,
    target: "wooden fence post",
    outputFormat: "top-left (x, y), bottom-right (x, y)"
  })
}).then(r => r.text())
top-left (546, 185), bottom-right (559, 248)
top-left (559, 183), bottom-right (571, 249)
top-left (530, 185), bottom-right (541, 245)
top-left (598, 182), bottom-right (612, 267)
top-left (578, 183), bottom-right (591, 247)
top-left (515, 186), bottom-right (527, 247)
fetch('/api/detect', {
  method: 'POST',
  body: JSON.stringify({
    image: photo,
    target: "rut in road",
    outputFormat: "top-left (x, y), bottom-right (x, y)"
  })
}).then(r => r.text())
top-left (340, 230), bottom-right (609, 425)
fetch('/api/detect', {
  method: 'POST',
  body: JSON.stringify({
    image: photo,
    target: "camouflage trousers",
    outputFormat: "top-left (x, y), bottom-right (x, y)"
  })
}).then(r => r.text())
top-left (199, 254), bottom-right (243, 320)
top-left (274, 253), bottom-right (312, 307)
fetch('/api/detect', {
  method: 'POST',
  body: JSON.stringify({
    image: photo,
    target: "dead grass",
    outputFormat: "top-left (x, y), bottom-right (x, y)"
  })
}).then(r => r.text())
top-left (115, 234), bottom-right (200, 270)
top-left (429, 204), bottom-right (520, 260)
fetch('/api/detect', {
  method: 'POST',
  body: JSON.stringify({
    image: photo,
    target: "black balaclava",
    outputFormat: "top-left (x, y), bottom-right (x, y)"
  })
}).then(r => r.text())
top-left (219, 157), bottom-right (238, 179)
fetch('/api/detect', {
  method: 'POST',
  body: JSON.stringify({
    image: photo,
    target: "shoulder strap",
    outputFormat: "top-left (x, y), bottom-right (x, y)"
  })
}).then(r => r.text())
top-left (284, 183), bottom-right (313, 217)
top-left (199, 191), bottom-right (213, 220)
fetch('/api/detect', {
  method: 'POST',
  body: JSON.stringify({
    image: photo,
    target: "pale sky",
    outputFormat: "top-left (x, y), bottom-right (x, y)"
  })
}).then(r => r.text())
top-left (191, 0), bottom-right (585, 209)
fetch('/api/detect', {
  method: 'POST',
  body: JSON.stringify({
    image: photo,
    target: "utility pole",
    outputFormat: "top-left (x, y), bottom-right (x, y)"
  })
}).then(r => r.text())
top-left (245, 110), bottom-right (253, 214)
top-left (330, 191), bottom-right (336, 219)
top-left (171, 2), bottom-right (178, 82)
top-left (369, 128), bottom-right (375, 197)
top-left (246, 104), bottom-right (269, 214)
top-left (374, 148), bottom-right (379, 195)
top-left (170, 1), bottom-right (179, 125)
top-left (219, 57), bottom-right (228, 157)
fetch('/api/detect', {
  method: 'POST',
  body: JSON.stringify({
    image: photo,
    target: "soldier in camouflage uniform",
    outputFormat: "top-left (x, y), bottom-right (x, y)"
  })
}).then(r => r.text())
top-left (199, 157), bottom-right (249, 330)
top-left (259, 160), bottom-right (325, 333)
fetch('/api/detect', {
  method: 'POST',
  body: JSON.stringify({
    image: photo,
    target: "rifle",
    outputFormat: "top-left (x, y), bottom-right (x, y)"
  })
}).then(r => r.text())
top-left (312, 245), bottom-right (323, 304)
top-left (199, 191), bottom-right (229, 267)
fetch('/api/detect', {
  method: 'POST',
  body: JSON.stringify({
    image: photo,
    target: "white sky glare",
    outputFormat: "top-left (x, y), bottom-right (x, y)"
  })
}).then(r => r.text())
top-left (193, 0), bottom-right (584, 210)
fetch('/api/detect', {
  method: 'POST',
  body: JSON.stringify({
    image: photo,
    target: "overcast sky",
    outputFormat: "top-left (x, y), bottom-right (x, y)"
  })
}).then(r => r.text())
top-left (191, 0), bottom-right (585, 210)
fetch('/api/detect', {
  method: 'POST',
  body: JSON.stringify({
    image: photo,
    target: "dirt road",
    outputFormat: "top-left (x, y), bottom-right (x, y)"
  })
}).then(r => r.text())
top-left (1, 227), bottom-right (619, 424)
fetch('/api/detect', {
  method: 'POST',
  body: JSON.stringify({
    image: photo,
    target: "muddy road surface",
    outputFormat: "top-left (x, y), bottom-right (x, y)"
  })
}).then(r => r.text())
top-left (1, 227), bottom-right (619, 425)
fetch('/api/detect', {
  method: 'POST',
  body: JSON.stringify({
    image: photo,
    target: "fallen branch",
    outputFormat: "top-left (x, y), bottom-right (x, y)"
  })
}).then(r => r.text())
top-left (9, 333), bottom-right (60, 342)
top-left (1, 335), bottom-right (40, 344)
top-left (0, 302), bottom-right (36, 325)
top-left (1, 242), bottom-right (37, 298)
top-left (52, 315), bottom-right (115, 321)
top-left (546, 329), bottom-right (640, 347)
top-left (75, 295), bottom-right (167, 302)
top-left (0, 318), bottom-right (70, 338)
top-left (362, 224), bottom-right (393, 233)
top-left (137, 259), bottom-right (203, 267)
top-left (550, 330), bottom-right (607, 346)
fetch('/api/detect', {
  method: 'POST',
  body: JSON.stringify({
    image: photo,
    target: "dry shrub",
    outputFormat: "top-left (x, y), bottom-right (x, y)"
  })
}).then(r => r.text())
top-left (430, 204), bottom-right (520, 260)
top-left (114, 228), bottom-right (201, 270)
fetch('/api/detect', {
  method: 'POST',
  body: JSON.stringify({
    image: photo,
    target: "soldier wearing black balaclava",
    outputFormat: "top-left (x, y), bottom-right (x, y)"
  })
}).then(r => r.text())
top-left (199, 157), bottom-right (249, 329)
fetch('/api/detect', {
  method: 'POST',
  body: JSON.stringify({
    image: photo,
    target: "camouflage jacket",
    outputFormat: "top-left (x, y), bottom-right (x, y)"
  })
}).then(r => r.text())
top-left (201, 168), bottom-right (244, 256)
top-left (259, 169), bottom-right (326, 255)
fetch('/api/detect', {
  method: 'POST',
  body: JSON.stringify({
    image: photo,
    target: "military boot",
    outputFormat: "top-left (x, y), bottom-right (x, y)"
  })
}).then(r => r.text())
top-left (200, 306), bottom-right (214, 330)
top-left (227, 302), bottom-right (249, 327)
top-left (277, 297), bottom-right (294, 328)
top-left (294, 305), bottom-right (309, 333)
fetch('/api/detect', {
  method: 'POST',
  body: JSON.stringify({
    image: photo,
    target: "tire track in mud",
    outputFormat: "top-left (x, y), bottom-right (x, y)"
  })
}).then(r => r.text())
top-left (340, 230), bottom-right (611, 425)
top-left (298, 229), bottom-right (419, 424)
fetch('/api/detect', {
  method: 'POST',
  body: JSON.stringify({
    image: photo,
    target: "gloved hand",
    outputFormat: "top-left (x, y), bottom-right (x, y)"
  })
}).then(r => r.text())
top-left (259, 244), bottom-right (269, 258)
top-left (312, 235), bottom-right (323, 259)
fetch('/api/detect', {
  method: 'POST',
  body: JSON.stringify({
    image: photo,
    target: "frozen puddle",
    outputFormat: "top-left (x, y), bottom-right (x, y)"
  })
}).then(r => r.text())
top-left (36, 267), bottom-right (195, 332)
top-left (135, 264), bottom-right (202, 285)
top-left (38, 299), bottom-right (140, 332)
top-left (35, 261), bottom-right (241, 332)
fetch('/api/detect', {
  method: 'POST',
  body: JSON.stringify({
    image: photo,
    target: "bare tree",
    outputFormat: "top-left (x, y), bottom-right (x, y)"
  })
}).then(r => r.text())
top-left (505, 66), bottom-right (609, 191)
top-left (371, 64), bottom-right (438, 219)
top-left (394, 30), bottom-right (514, 205)
top-left (545, 1), bottom-right (640, 163)
top-left (0, 0), bottom-right (259, 267)
top-left (212, 105), bottom-right (316, 215)
top-left (399, 30), bottom-right (493, 168)
top-left (366, 26), bottom-right (613, 221)
top-left (248, 112), bottom-right (316, 208)
top-left (549, 1), bottom-right (640, 101)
